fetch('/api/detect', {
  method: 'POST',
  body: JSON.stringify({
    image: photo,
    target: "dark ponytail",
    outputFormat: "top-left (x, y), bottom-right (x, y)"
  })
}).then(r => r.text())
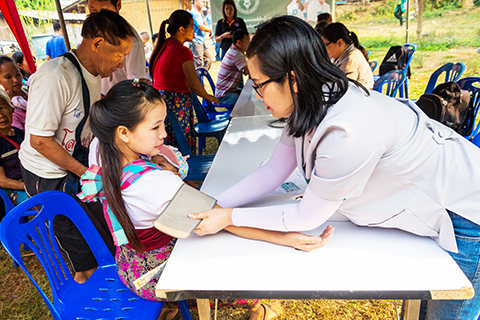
top-left (149, 10), bottom-right (193, 79)
top-left (322, 22), bottom-right (367, 60)
top-left (90, 80), bottom-right (164, 253)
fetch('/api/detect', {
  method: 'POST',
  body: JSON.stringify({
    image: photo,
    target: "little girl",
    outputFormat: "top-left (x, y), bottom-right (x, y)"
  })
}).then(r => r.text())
top-left (0, 56), bottom-right (28, 130)
top-left (79, 79), bottom-right (333, 319)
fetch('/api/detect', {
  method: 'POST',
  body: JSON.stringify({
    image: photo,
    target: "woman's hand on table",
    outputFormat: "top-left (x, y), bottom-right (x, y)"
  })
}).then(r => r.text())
top-left (282, 225), bottom-right (335, 252)
top-left (189, 206), bottom-right (233, 236)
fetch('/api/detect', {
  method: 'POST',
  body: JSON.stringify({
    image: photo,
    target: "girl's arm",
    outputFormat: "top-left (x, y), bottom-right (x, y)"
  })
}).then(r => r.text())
top-left (216, 140), bottom-right (298, 208)
top-left (0, 166), bottom-right (24, 190)
top-left (182, 60), bottom-right (219, 105)
top-left (224, 224), bottom-right (334, 252)
top-left (191, 187), bottom-right (342, 235)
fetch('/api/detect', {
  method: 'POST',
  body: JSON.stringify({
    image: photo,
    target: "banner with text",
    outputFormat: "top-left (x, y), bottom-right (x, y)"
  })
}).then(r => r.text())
top-left (211, 0), bottom-right (335, 33)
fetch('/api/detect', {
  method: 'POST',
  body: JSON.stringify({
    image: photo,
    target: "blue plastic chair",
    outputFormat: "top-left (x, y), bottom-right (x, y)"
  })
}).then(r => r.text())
top-left (424, 62), bottom-right (466, 94)
top-left (195, 67), bottom-right (232, 120)
top-left (0, 189), bottom-right (30, 266)
top-left (167, 109), bottom-right (215, 181)
top-left (191, 92), bottom-right (229, 155)
top-left (457, 77), bottom-right (480, 143)
top-left (373, 70), bottom-right (407, 98)
top-left (398, 43), bottom-right (416, 99)
top-left (369, 61), bottom-right (378, 73)
top-left (0, 191), bottom-right (193, 320)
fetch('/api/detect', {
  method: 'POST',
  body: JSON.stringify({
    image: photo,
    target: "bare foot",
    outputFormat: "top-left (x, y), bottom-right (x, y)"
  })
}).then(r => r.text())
top-left (249, 302), bottom-right (282, 320)
top-left (74, 267), bottom-right (97, 284)
top-left (158, 308), bottom-right (178, 320)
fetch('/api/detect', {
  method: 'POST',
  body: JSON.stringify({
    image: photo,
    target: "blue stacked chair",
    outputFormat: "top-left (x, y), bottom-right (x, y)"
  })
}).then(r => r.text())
top-left (373, 70), bottom-right (407, 98)
top-left (190, 92), bottom-right (229, 155)
top-left (195, 67), bottom-right (232, 121)
top-left (0, 191), bottom-right (193, 320)
top-left (424, 62), bottom-right (466, 94)
top-left (457, 77), bottom-right (480, 146)
top-left (167, 109), bottom-right (215, 181)
top-left (398, 43), bottom-right (416, 99)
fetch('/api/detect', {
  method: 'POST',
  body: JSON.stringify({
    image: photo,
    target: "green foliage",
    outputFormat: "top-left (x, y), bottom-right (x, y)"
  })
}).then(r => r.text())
top-left (426, 0), bottom-right (462, 10)
top-left (14, 0), bottom-right (55, 11)
top-left (338, 11), bottom-right (354, 22)
top-left (369, 0), bottom-right (396, 17)
top-left (14, 0), bottom-right (56, 39)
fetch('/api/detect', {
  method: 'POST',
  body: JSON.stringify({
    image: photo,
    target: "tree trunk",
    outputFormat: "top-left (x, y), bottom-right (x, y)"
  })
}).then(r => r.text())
top-left (464, 0), bottom-right (474, 8)
top-left (417, 0), bottom-right (425, 40)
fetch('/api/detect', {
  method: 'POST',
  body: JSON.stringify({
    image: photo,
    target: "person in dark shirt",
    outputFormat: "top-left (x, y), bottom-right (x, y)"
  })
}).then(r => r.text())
top-left (214, 0), bottom-right (247, 60)
top-left (0, 89), bottom-right (27, 207)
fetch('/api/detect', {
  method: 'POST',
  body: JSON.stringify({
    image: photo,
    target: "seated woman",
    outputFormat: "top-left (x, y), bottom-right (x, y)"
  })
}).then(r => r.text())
top-left (0, 89), bottom-right (27, 207)
top-left (321, 22), bottom-right (374, 89)
top-left (149, 10), bottom-right (218, 153)
top-left (0, 55), bottom-right (28, 130)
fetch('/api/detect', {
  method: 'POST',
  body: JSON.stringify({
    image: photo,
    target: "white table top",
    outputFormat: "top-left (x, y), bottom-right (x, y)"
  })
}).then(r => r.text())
top-left (156, 116), bottom-right (473, 302)
top-left (230, 79), bottom-right (271, 118)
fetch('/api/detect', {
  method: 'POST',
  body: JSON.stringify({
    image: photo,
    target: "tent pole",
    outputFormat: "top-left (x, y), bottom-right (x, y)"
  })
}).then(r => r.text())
top-left (405, 0), bottom-right (410, 43)
top-left (145, 0), bottom-right (154, 38)
top-left (53, 0), bottom-right (71, 51)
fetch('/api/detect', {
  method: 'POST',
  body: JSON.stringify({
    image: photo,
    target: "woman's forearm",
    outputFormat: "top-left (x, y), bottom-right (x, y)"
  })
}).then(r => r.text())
top-left (216, 141), bottom-right (297, 207)
top-left (225, 225), bottom-right (293, 245)
top-left (224, 225), bottom-right (335, 252)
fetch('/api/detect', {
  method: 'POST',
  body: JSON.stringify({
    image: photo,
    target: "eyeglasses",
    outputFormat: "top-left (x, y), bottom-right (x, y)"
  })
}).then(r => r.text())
top-left (252, 78), bottom-right (274, 98)
top-left (324, 41), bottom-right (332, 46)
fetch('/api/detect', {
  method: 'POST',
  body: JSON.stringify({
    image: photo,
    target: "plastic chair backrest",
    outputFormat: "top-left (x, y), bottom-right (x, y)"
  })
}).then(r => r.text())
top-left (424, 62), bottom-right (466, 94)
top-left (0, 191), bottom-right (116, 319)
top-left (190, 92), bottom-right (210, 124)
top-left (457, 77), bottom-right (480, 141)
top-left (373, 70), bottom-right (407, 97)
top-left (196, 67), bottom-right (217, 96)
top-left (166, 109), bottom-right (194, 157)
top-left (402, 43), bottom-right (416, 72)
top-left (0, 188), bottom-right (14, 213)
top-left (370, 61), bottom-right (378, 72)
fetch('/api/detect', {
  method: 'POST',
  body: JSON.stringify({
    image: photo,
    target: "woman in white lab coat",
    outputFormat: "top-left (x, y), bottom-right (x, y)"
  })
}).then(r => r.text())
top-left (190, 15), bottom-right (480, 320)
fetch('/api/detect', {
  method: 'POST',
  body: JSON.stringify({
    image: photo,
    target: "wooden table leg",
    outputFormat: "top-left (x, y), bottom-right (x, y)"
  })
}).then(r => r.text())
top-left (403, 300), bottom-right (421, 320)
top-left (197, 299), bottom-right (211, 320)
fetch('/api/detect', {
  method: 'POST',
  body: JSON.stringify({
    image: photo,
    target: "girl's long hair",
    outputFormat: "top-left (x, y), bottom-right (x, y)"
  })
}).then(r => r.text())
top-left (90, 80), bottom-right (164, 253)
top-left (149, 10), bottom-right (193, 79)
top-left (247, 16), bottom-right (367, 138)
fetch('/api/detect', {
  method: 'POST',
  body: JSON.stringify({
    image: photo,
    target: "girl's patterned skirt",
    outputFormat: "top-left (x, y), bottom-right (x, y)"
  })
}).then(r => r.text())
top-left (159, 90), bottom-right (196, 154)
top-left (116, 241), bottom-right (259, 309)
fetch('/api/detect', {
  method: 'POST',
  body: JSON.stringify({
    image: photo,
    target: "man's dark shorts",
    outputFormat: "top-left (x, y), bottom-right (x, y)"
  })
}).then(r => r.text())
top-left (21, 164), bottom-right (115, 272)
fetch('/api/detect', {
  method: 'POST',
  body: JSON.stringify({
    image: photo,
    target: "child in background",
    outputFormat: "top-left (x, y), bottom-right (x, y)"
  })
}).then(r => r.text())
top-left (0, 89), bottom-right (27, 208)
top-left (11, 51), bottom-right (34, 88)
top-left (0, 56), bottom-right (28, 130)
top-left (215, 29), bottom-right (250, 108)
top-left (79, 79), bottom-right (333, 319)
